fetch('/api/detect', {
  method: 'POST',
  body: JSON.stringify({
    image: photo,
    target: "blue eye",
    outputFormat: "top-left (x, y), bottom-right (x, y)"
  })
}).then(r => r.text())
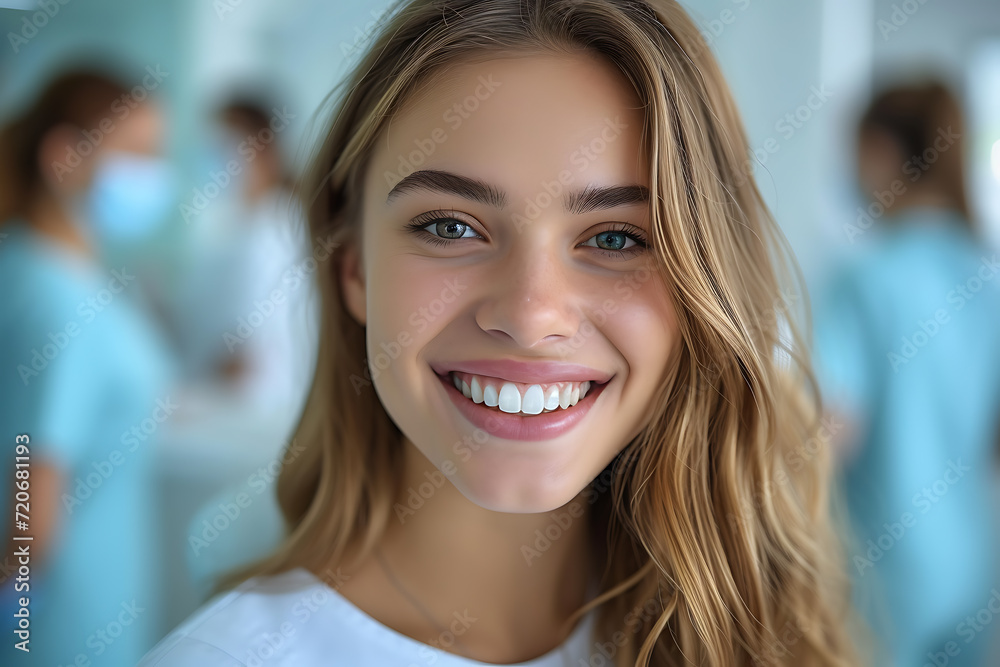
top-left (579, 226), bottom-right (649, 259)
top-left (404, 212), bottom-right (649, 260)
top-left (405, 215), bottom-right (482, 245)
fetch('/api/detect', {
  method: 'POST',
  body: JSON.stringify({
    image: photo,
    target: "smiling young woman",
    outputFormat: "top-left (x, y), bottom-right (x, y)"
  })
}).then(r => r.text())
top-left (141, 1), bottom-right (862, 665)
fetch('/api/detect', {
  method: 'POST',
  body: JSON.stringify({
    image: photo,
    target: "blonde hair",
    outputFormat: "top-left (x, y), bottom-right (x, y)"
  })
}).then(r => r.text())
top-left (226, 1), bottom-right (863, 664)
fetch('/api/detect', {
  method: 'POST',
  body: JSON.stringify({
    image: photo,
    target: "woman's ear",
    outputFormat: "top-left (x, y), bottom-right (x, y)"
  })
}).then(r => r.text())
top-left (340, 238), bottom-right (367, 327)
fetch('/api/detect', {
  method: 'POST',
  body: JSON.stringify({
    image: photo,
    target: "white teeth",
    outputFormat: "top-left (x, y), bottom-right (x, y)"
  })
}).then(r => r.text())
top-left (559, 385), bottom-right (572, 410)
top-left (544, 385), bottom-right (560, 411)
top-left (498, 383), bottom-right (521, 413)
top-left (483, 384), bottom-right (499, 407)
top-left (450, 372), bottom-right (601, 415)
top-left (470, 376), bottom-right (484, 404)
top-left (520, 385), bottom-right (545, 415)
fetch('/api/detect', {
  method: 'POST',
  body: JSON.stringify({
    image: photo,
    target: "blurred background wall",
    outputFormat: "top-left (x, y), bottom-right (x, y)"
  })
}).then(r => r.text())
top-left (1, 0), bottom-right (998, 663)
top-left (4, 0), bottom-right (998, 298)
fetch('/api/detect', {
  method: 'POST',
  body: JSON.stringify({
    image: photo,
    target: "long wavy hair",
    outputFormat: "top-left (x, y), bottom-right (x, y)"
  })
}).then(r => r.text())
top-left (226, 1), bottom-right (863, 664)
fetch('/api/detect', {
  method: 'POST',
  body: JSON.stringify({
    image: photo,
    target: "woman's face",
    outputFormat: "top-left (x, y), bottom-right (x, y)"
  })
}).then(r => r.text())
top-left (342, 51), bottom-right (680, 512)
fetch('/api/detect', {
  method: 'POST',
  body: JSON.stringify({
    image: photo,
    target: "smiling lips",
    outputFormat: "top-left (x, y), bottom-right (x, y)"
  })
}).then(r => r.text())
top-left (429, 359), bottom-right (613, 440)
top-left (437, 369), bottom-right (609, 441)
top-left (449, 370), bottom-right (594, 415)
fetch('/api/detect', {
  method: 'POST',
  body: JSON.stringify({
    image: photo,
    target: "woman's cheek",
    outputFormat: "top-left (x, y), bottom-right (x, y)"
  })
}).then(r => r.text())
top-left (371, 254), bottom-right (449, 339)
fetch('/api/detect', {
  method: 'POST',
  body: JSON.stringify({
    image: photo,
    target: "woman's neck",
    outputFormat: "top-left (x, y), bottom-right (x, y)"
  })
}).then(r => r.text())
top-left (329, 439), bottom-right (598, 663)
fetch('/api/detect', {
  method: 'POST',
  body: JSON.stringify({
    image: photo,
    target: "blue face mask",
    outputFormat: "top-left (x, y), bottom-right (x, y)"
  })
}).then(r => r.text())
top-left (198, 131), bottom-right (249, 200)
top-left (78, 151), bottom-right (177, 244)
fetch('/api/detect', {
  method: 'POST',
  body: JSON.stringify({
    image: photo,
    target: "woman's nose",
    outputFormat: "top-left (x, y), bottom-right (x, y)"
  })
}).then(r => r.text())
top-left (474, 244), bottom-right (584, 349)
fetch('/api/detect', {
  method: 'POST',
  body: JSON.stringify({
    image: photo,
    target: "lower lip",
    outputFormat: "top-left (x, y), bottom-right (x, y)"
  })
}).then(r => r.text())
top-left (435, 371), bottom-right (610, 442)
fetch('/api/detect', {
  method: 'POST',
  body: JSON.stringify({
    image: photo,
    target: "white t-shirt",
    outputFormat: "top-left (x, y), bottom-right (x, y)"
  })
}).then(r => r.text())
top-left (139, 568), bottom-right (599, 666)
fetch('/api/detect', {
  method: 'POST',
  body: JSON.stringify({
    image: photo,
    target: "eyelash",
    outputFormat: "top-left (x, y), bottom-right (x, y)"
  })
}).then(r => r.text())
top-left (403, 211), bottom-right (650, 260)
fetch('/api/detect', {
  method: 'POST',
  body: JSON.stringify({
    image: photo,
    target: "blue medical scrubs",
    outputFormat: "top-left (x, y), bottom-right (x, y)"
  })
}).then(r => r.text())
top-left (0, 219), bottom-right (175, 666)
top-left (812, 206), bottom-right (1000, 667)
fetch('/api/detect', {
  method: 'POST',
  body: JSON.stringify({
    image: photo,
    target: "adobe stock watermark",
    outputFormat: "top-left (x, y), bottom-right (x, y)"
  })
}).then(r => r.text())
top-left (7, 0), bottom-right (74, 54)
top-left (727, 414), bottom-right (843, 532)
top-left (446, 151), bottom-right (653, 367)
top-left (715, 285), bottom-right (802, 397)
top-left (735, 83), bottom-right (833, 188)
top-left (550, 259), bottom-right (796, 377)
top-left (16, 267), bottom-right (136, 386)
top-left (921, 587), bottom-right (1000, 667)
top-left (213, 0), bottom-right (247, 21)
top-left (181, 106), bottom-right (296, 223)
top-left (421, 609), bottom-right (478, 656)
top-left (877, 0), bottom-right (935, 41)
top-left (393, 425), bottom-right (494, 523)
top-left (752, 286), bottom-right (800, 337)
top-left (577, 596), bottom-right (662, 666)
top-left (57, 599), bottom-right (146, 666)
top-left (853, 458), bottom-right (970, 575)
top-left (189, 439), bottom-right (307, 557)
top-left (349, 275), bottom-right (469, 395)
top-left (383, 74), bottom-right (502, 188)
top-left (887, 253), bottom-right (999, 372)
top-left (48, 64), bottom-right (169, 181)
top-left (751, 617), bottom-right (812, 666)
top-left (512, 116), bottom-right (628, 235)
top-left (520, 466), bottom-right (618, 566)
top-left (60, 395), bottom-right (178, 515)
top-left (339, 5), bottom-right (392, 58)
top-left (552, 262), bottom-right (656, 360)
top-left (844, 125), bottom-right (960, 243)
top-left (239, 566), bottom-right (351, 666)
top-left (695, 0), bottom-right (752, 52)
top-left (677, 360), bottom-right (723, 400)
top-left (222, 233), bottom-right (338, 352)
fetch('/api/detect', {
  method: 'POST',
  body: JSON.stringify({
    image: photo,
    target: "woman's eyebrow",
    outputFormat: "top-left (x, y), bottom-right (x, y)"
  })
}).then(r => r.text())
top-left (385, 169), bottom-right (649, 214)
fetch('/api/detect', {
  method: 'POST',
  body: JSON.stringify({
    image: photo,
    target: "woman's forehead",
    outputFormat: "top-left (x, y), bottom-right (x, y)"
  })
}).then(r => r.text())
top-left (369, 53), bottom-right (649, 205)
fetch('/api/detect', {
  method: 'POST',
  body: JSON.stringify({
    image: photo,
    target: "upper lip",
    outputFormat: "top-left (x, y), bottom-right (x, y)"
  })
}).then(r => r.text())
top-left (430, 359), bottom-right (614, 385)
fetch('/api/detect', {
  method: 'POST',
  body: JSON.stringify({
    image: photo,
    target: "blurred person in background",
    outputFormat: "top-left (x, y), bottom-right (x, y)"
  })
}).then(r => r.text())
top-left (174, 93), bottom-right (316, 415)
top-left (0, 67), bottom-right (178, 665)
top-left (812, 80), bottom-right (1000, 667)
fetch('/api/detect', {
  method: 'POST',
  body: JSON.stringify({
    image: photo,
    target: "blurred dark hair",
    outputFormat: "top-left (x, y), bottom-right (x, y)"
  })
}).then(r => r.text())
top-left (216, 94), bottom-right (295, 191)
top-left (857, 80), bottom-right (971, 224)
top-left (0, 69), bottom-right (134, 222)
